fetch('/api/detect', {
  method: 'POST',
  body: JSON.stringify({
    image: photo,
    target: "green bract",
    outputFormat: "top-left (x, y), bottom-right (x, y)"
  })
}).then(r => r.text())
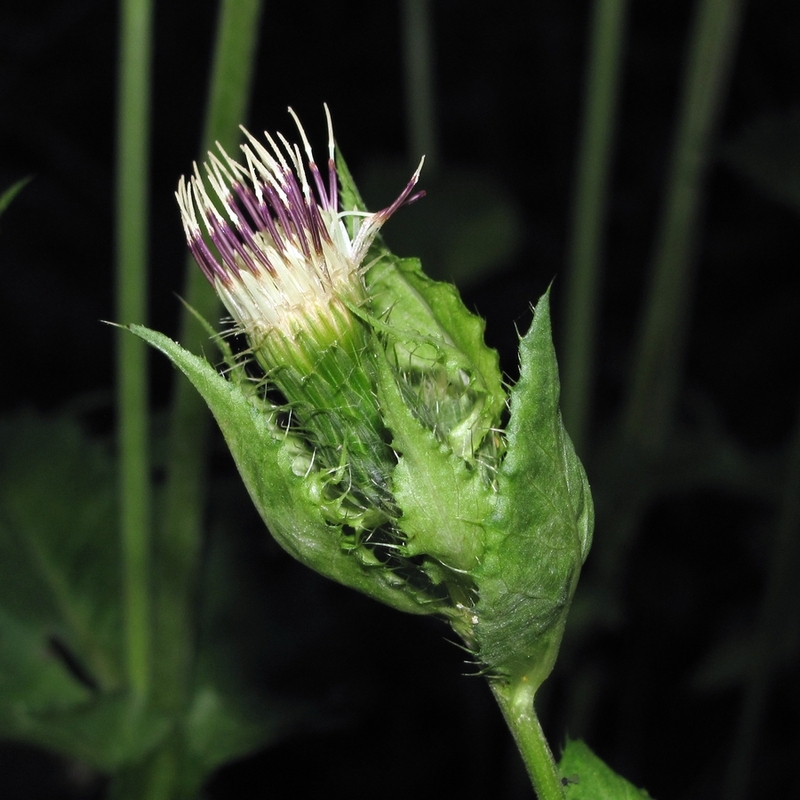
top-left (135, 109), bottom-right (593, 691)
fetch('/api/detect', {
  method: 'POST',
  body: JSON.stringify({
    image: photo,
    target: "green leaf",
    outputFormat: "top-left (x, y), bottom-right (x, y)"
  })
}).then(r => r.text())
top-left (0, 413), bottom-right (123, 695)
top-left (475, 292), bottom-right (593, 684)
top-left (366, 255), bottom-right (506, 430)
top-left (559, 740), bottom-right (653, 799)
top-left (128, 324), bottom-right (435, 617)
top-left (0, 177), bottom-right (31, 219)
top-left (374, 346), bottom-right (493, 574)
top-left (0, 411), bottom-right (172, 769)
top-left (339, 150), bottom-right (505, 451)
top-left (0, 623), bottom-right (164, 772)
top-left (6, 693), bottom-right (170, 772)
top-left (184, 686), bottom-right (290, 774)
top-left (0, 606), bottom-right (90, 715)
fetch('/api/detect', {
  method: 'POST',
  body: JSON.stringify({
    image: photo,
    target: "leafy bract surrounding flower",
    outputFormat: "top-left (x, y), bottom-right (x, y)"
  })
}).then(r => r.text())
top-left (132, 108), bottom-right (593, 690)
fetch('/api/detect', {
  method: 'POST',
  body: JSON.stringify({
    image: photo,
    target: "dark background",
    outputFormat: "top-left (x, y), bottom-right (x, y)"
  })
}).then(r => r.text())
top-left (1, 1), bottom-right (799, 798)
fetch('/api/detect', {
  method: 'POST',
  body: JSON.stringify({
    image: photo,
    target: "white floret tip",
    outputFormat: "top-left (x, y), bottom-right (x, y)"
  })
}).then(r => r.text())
top-left (176, 106), bottom-right (424, 344)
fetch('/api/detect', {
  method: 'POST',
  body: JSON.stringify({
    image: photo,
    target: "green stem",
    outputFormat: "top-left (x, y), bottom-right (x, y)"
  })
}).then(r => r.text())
top-left (401, 0), bottom-right (439, 170)
top-left (562, 0), bottom-right (628, 453)
top-left (110, 3), bottom-right (263, 798)
top-left (490, 679), bottom-right (566, 800)
top-left (154, 0), bottom-right (263, 713)
top-left (621, 0), bottom-right (744, 449)
top-left (115, 0), bottom-right (153, 702)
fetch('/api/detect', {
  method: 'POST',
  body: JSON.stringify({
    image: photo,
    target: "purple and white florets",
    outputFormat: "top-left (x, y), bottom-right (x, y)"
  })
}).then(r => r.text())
top-left (176, 106), bottom-right (423, 342)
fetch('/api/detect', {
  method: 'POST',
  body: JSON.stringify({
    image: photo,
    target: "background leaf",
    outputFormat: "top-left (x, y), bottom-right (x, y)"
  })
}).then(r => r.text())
top-left (0, 411), bottom-right (168, 769)
top-left (0, 412), bottom-right (122, 695)
top-left (559, 740), bottom-right (653, 799)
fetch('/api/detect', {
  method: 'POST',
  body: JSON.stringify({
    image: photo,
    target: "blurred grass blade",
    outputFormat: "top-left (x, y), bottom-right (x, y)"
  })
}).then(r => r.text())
top-left (724, 388), bottom-right (800, 800)
top-left (0, 177), bottom-right (31, 218)
top-left (402, 0), bottom-right (439, 170)
top-left (155, 0), bottom-right (263, 713)
top-left (115, 0), bottom-right (153, 701)
top-left (622, 0), bottom-right (744, 448)
top-left (562, 0), bottom-right (628, 453)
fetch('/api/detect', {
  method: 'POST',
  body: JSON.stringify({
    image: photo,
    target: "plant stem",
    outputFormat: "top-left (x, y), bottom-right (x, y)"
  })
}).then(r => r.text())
top-left (562, 0), bottom-right (628, 454)
top-left (109, 3), bottom-right (262, 797)
top-left (490, 679), bottom-right (566, 800)
top-left (401, 0), bottom-right (439, 171)
top-left (115, 0), bottom-right (153, 702)
top-left (621, 0), bottom-right (744, 449)
top-left (154, 0), bottom-right (263, 714)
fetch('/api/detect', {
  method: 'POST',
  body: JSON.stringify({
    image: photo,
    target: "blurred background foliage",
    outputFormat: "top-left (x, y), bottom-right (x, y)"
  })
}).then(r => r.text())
top-left (0, 0), bottom-right (799, 798)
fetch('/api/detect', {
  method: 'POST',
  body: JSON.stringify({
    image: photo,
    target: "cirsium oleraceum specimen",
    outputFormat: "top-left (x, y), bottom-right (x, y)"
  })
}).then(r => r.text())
top-left (132, 108), bottom-right (593, 689)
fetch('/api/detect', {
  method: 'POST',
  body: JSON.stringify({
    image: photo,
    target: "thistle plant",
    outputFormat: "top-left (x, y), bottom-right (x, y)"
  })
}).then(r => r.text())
top-left (131, 108), bottom-right (593, 798)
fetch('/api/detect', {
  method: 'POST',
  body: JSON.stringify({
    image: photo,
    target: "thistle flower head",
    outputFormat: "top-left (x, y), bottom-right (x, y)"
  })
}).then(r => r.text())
top-left (155, 106), bottom-right (593, 687)
top-left (175, 108), bottom-right (431, 532)
top-left (176, 106), bottom-right (423, 362)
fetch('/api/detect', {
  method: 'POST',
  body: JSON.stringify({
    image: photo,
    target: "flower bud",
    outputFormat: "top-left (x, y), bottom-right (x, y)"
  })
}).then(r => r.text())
top-left (134, 108), bottom-right (593, 689)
